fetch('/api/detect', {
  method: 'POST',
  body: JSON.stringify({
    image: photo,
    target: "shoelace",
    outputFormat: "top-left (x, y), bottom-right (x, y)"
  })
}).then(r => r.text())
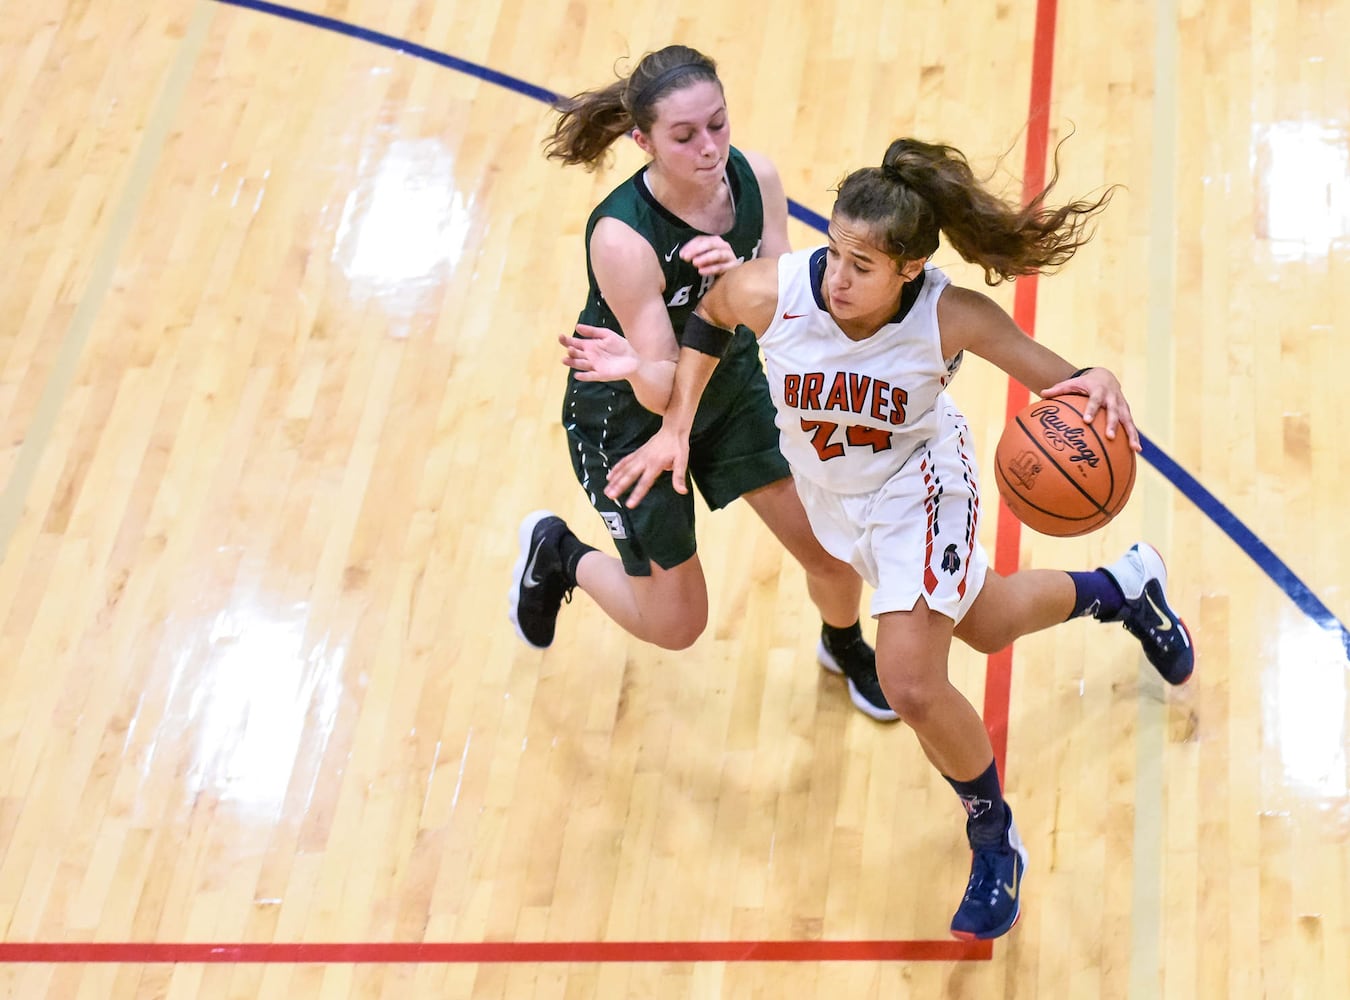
top-left (962, 849), bottom-right (1004, 902)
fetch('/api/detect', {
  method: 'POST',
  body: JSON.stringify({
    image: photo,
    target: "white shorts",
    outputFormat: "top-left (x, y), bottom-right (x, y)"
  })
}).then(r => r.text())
top-left (792, 400), bottom-right (989, 622)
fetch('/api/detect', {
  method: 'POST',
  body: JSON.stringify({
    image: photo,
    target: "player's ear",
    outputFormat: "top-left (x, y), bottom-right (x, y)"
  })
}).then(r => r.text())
top-left (632, 128), bottom-right (653, 156)
top-left (899, 257), bottom-right (927, 282)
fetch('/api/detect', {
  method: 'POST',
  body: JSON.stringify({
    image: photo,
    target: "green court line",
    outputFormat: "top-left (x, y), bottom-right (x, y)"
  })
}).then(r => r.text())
top-left (0, 2), bottom-right (216, 562)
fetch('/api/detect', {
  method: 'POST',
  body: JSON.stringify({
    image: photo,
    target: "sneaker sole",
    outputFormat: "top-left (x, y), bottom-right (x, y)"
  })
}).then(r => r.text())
top-left (951, 908), bottom-right (1022, 942)
top-left (507, 509), bottom-right (559, 650)
top-left (816, 639), bottom-right (901, 723)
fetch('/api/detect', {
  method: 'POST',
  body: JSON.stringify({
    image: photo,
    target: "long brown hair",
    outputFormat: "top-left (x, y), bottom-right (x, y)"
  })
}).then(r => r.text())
top-left (543, 45), bottom-right (722, 170)
top-left (833, 137), bottom-right (1117, 285)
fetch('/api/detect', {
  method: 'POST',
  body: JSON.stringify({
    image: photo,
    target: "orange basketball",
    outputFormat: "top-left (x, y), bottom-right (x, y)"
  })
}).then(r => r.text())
top-left (993, 395), bottom-right (1136, 537)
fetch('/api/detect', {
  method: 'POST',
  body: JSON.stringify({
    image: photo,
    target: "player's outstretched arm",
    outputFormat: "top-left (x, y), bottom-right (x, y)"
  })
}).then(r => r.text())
top-left (604, 258), bottom-right (780, 506)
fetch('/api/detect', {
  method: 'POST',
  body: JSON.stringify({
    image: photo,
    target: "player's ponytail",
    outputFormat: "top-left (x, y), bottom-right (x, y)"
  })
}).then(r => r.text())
top-left (835, 137), bottom-right (1117, 285)
top-left (544, 45), bottom-right (721, 171)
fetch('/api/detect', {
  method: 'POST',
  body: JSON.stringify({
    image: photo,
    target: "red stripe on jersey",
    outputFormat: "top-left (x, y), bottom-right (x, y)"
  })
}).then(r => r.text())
top-left (922, 455), bottom-right (939, 593)
top-left (953, 422), bottom-right (978, 598)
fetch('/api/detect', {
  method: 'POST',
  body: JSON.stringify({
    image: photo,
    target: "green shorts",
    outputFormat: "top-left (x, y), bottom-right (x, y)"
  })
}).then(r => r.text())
top-left (563, 360), bottom-right (790, 575)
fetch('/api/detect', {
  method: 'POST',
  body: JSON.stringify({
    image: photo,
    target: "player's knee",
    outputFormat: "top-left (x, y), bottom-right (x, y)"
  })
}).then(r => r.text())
top-left (959, 626), bottom-right (1011, 656)
top-left (879, 674), bottom-right (940, 725)
top-left (647, 612), bottom-right (707, 650)
top-left (954, 597), bottom-right (1016, 654)
top-left (645, 604), bottom-right (712, 650)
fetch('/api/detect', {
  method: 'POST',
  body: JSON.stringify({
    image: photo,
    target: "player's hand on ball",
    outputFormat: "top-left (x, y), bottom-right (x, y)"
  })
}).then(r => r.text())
top-left (1041, 367), bottom-right (1140, 452)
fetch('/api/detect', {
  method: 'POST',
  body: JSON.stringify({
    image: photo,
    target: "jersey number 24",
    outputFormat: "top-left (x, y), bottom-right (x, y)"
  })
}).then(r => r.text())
top-left (800, 420), bottom-right (894, 462)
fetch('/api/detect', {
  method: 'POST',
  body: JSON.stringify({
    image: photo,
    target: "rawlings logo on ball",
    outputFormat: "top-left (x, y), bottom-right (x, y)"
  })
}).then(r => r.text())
top-left (1031, 403), bottom-right (1100, 470)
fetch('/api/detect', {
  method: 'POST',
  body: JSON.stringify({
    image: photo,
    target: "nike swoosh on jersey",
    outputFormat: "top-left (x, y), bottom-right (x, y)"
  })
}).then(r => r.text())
top-left (665, 244), bottom-right (680, 261)
top-left (782, 311), bottom-right (807, 320)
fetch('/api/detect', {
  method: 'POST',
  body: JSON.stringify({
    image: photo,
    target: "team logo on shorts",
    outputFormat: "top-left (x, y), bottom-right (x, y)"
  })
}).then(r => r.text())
top-left (941, 543), bottom-right (962, 575)
top-left (601, 511), bottom-right (628, 539)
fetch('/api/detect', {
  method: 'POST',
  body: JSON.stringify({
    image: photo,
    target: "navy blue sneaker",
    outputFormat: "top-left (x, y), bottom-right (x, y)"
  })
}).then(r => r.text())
top-left (817, 632), bottom-right (900, 723)
top-left (950, 809), bottom-right (1028, 941)
top-left (1100, 542), bottom-right (1195, 685)
top-left (508, 510), bottom-right (574, 649)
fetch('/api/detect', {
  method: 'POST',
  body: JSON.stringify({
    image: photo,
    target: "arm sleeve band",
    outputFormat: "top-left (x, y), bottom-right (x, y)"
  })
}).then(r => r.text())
top-left (681, 312), bottom-right (735, 358)
top-left (1071, 367), bottom-right (1095, 378)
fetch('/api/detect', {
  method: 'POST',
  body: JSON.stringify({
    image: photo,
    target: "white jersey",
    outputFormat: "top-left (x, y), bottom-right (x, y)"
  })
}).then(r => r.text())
top-left (759, 248), bottom-right (963, 494)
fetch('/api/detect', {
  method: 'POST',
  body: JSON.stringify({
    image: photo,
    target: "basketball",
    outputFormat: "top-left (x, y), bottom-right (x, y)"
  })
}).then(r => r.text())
top-left (993, 395), bottom-right (1136, 537)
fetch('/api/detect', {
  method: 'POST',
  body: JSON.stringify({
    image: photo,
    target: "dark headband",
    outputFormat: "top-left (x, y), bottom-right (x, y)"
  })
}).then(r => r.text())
top-left (630, 62), bottom-right (710, 109)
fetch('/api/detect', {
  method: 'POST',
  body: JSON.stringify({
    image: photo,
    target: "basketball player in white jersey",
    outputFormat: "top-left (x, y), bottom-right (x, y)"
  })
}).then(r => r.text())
top-left (563, 137), bottom-right (1195, 941)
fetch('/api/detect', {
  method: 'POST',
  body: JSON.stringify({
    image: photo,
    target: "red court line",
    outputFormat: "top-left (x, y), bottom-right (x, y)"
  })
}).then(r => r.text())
top-left (0, 940), bottom-right (990, 964)
top-left (0, 0), bottom-right (1057, 970)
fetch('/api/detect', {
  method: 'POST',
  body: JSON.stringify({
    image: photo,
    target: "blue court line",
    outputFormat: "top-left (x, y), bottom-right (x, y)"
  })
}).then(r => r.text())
top-left (1142, 437), bottom-right (1350, 657)
top-left (214, 0), bottom-right (833, 229)
top-left (211, 0), bottom-right (1350, 660)
top-left (214, 0), bottom-right (558, 102)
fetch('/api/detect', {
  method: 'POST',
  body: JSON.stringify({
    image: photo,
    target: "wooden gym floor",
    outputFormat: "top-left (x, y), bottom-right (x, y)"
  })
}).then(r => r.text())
top-left (0, 0), bottom-right (1346, 997)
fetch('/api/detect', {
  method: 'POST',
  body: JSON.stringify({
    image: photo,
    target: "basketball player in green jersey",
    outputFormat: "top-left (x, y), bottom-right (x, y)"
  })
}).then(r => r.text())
top-left (508, 45), bottom-right (897, 721)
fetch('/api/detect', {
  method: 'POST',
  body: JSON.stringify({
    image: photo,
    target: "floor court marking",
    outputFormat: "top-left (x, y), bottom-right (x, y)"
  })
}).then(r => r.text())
top-left (0, 940), bottom-right (989, 964)
top-left (1130, 1), bottom-right (1181, 994)
top-left (0, 2), bottom-right (216, 565)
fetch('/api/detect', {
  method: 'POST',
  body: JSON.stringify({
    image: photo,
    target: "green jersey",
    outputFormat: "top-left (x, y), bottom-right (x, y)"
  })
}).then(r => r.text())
top-left (566, 146), bottom-right (768, 441)
top-left (560, 147), bottom-right (791, 569)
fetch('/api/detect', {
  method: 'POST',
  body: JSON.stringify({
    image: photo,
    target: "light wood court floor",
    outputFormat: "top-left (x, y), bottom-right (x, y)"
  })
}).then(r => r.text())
top-left (1, 0), bottom-right (1347, 997)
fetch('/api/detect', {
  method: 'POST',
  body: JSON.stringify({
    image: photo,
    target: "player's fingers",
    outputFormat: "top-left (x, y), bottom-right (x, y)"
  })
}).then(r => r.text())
top-left (624, 467), bottom-right (662, 508)
top-left (604, 457), bottom-right (637, 498)
top-left (1114, 400), bottom-right (1142, 451)
top-left (679, 234), bottom-right (725, 258)
top-left (1080, 393), bottom-right (1101, 425)
top-left (1039, 380), bottom-right (1079, 400)
top-left (671, 455), bottom-right (689, 495)
top-left (695, 257), bottom-right (739, 277)
top-left (573, 323), bottom-right (613, 341)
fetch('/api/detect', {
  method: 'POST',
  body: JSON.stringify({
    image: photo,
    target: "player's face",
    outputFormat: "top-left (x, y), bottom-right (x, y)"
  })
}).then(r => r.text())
top-left (823, 216), bottom-right (921, 334)
top-left (638, 81), bottom-right (730, 184)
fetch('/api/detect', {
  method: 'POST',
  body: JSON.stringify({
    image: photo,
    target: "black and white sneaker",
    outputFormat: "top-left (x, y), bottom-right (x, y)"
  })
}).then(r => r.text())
top-left (817, 630), bottom-right (900, 723)
top-left (1100, 542), bottom-right (1195, 685)
top-left (508, 510), bottom-right (575, 649)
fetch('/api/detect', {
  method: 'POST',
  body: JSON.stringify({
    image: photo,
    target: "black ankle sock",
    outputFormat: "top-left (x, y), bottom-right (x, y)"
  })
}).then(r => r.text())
top-left (944, 759), bottom-right (1009, 848)
top-left (1067, 569), bottom-right (1125, 621)
top-left (558, 533), bottom-right (597, 587)
top-left (821, 619), bottom-right (863, 650)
